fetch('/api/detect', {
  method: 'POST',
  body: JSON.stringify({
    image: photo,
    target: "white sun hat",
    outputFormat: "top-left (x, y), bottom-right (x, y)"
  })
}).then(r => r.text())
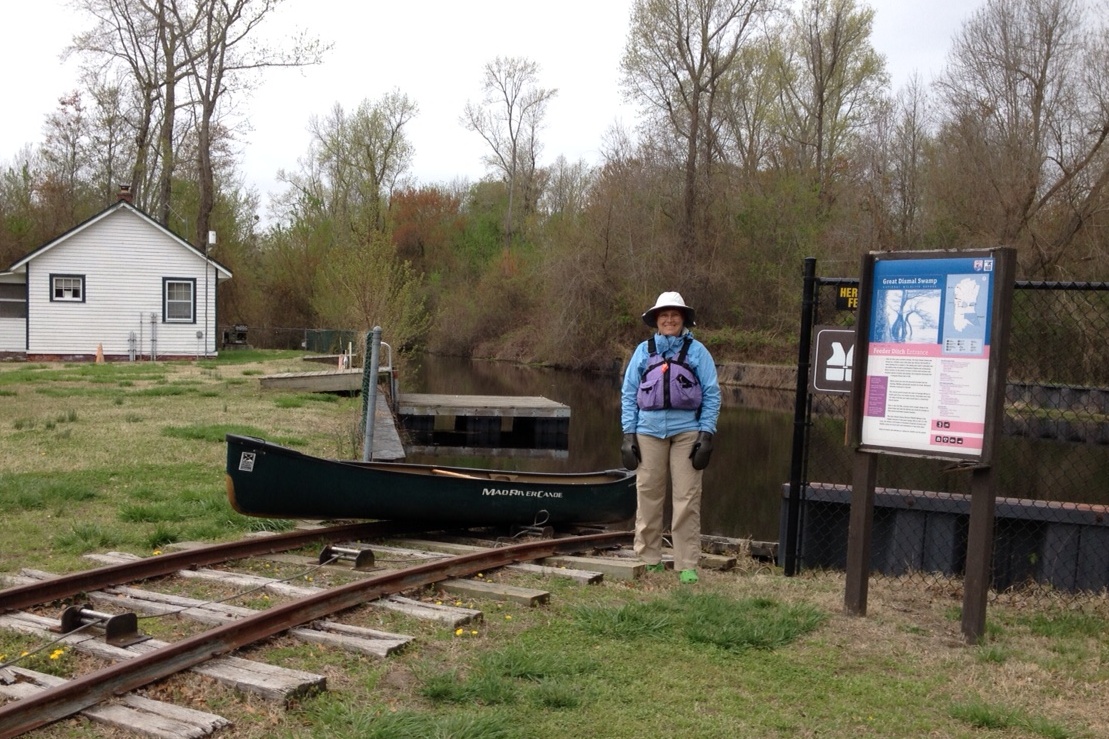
top-left (642, 291), bottom-right (696, 328)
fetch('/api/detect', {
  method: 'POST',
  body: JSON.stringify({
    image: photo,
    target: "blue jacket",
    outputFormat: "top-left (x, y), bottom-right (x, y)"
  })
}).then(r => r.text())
top-left (621, 331), bottom-right (721, 438)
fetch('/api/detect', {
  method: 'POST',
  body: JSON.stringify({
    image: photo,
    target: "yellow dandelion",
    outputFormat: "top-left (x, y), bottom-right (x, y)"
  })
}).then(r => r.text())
top-left (454, 628), bottom-right (463, 636)
top-left (470, 630), bottom-right (478, 635)
top-left (454, 600), bottom-right (462, 607)
top-left (476, 573), bottom-right (484, 578)
top-left (49, 649), bottom-right (63, 660)
top-left (505, 615), bottom-right (512, 620)
top-left (435, 600), bottom-right (443, 606)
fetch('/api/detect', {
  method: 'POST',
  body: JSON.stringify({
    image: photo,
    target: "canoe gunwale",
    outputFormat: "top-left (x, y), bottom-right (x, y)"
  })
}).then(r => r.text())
top-left (225, 434), bottom-right (637, 525)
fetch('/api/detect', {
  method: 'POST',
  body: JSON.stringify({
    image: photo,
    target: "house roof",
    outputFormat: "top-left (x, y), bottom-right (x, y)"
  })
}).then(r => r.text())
top-left (5, 199), bottom-right (233, 280)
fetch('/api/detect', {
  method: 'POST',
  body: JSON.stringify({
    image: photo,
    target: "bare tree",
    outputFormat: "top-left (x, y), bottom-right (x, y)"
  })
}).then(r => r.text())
top-left (621, 0), bottom-right (773, 253)
top-left (776, 0), bottom-right (887, 204)
top-left (287, 91), bottom-right (418, 238)
top-left (462, 56), bottom-right (557, 246)
top-left (173, 0), bottom-right (328, 248)
top-left (935, 0), bottom-right (1109, 276)
top-left (68, 0), bottom-right (172, 213)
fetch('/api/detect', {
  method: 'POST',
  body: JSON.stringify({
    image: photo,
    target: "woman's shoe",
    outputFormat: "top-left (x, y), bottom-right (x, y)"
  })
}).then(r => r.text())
top-left (679, 569), bottom-right (699, 584)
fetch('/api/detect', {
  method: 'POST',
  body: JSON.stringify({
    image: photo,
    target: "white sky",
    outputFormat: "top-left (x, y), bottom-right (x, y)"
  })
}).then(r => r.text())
top-left (2, 0), bottom-right (978, 217)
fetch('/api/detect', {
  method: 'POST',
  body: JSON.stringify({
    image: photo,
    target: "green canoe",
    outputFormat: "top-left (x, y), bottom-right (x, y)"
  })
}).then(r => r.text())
top-left (226, 434), bottom-right (637, 526)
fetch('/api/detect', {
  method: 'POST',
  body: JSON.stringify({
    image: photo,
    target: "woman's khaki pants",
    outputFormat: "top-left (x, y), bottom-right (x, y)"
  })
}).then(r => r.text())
top-left (632, 430), bottom-right (702, 571)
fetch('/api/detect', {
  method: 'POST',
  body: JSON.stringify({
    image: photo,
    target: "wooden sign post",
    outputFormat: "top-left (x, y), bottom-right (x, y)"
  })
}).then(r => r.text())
top-left (844, 248), bottom-right (1016, 644)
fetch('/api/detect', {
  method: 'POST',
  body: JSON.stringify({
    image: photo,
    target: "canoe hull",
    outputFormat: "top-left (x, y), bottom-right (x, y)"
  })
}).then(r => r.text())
top-left (225, 434), bottom-right (636, 525)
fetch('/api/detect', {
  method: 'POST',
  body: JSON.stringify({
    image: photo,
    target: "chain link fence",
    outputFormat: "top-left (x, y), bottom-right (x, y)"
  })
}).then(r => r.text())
top-left (218, 326), bottom-right (360, 354)
top-left (785, 272), bottom-right (1109, 609)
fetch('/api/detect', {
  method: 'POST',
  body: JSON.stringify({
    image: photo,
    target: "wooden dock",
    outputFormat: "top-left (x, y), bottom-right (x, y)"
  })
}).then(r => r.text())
top-left (396, 393), bottom-right (570, 419)
top-left (397, 394), bottom-right (570, 452)
top-left (257, 370), bottom-right (570, 457)
top-left (258, 369), bottom-right (362, 393)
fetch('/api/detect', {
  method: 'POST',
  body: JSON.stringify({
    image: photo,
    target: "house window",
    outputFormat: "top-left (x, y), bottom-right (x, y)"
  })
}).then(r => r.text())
top-left (51, 274), bottom-right (85, 302)
top-left (0, 283), bottom-right (27, 318)
top-left (164, 278), bottom-right (196, 323)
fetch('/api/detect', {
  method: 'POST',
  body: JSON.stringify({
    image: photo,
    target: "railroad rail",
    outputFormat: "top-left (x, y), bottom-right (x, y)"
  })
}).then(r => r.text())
top-left (0, 527), bottom-right (632, 737)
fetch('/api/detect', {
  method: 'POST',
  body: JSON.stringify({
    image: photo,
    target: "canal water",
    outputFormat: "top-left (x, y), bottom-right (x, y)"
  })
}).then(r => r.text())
top-left (400, 354), bottom-right (795, 543)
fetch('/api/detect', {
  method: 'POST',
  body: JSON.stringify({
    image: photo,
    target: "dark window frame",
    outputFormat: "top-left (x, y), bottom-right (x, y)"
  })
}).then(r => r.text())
top-left (50, 274), bottom-right (85, 303)
top-left (163, 277), bottom-right (196, 324)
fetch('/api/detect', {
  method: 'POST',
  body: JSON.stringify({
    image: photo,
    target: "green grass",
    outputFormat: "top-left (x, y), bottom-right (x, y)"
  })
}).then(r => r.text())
top-left (160, 423), bottom-right (302, 445)
top-left (0, 352), bottom-right (1105, 739)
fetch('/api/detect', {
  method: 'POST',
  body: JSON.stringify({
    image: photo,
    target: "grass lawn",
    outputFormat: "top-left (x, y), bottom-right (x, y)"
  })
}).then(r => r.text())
top-left (0, 353), bottom-right (1106, 739)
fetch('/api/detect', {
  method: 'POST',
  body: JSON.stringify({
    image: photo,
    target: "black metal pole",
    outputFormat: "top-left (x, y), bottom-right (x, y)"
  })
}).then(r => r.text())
top-left (784, 257), bottom-right (817, 576)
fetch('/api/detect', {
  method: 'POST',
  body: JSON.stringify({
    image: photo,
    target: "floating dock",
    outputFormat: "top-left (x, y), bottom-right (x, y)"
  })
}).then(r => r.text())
top-left (258, 369), bottom-right (362, 394)
top-left (256, 370), bottom-right (570, 457)
top-left (397, 393), bottom-right (570, 454)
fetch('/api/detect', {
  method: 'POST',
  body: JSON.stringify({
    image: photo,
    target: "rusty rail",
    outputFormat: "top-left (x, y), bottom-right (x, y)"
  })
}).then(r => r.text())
top-left (0, 530), bottom-right (631, 737)
top-left (0, 521), bottom-right (425, 614)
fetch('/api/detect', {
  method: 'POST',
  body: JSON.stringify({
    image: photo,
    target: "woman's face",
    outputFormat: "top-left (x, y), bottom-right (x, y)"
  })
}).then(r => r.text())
top-left (655, 309), bottom-right (684, 336)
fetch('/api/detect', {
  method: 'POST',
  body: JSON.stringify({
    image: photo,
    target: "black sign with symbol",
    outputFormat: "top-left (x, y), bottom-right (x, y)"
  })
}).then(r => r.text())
top-left (811, 327), bottom-right (856, 394)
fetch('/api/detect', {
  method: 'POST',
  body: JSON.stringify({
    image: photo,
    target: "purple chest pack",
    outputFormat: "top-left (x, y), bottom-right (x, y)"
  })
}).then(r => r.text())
top-left (636, 335), bottom-right (703, 412)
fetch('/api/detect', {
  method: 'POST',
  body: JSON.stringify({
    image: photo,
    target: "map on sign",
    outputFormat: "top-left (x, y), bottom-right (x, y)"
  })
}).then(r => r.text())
top-left (942, 274), bottom-right (989, 355)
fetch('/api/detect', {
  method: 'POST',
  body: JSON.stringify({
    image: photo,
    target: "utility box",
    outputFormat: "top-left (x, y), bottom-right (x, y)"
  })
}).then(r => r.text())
top-left (222, 324), bottom-right (249, 349)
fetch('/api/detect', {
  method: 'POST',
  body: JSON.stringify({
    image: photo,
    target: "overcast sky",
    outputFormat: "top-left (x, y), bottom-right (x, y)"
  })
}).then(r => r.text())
top-left (2, 0), bottom-right (978, 216)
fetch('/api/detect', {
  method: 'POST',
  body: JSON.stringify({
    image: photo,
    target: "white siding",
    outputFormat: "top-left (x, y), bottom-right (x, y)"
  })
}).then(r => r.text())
top-left (0, 317), bottom-right (23, 351)
top-left (26, 209), bottom-right (220, 356)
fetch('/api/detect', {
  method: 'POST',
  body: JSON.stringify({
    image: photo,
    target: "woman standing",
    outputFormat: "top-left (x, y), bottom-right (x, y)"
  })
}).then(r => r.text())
top-left (620, 292), bottom-right (721, 584)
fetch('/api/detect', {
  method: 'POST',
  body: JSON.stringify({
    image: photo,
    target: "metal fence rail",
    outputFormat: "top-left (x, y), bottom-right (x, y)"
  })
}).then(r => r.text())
top-left (785, 267), bottom-right (1109, 609)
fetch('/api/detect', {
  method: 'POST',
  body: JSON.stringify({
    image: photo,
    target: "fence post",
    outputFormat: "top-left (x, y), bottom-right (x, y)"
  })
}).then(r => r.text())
top-left (784, 257), bottom-right (818, 576)
top-left (361, 327), bottom-right (382, 461)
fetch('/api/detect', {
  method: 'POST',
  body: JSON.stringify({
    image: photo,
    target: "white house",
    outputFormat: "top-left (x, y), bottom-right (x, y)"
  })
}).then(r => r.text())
top-left (0, 188), bottom-right (232, 361)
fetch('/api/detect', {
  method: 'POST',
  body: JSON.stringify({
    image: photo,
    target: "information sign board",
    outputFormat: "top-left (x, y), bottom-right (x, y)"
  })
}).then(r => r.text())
top-left (850, 249), bottom-right (1012, 462)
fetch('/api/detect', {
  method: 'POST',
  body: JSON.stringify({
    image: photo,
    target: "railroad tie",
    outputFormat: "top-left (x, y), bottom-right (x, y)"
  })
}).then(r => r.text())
top-left (0, 666), bottom-right (230, 738)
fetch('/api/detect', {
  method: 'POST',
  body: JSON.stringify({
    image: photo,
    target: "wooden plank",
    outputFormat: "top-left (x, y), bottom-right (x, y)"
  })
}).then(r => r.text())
top-left (438, 578), bottom-right (549, 606)
top-left (538, 555), bottom-right (643, 581)
top-left (90, 585), bottom-right (413, 658)
top-left (498, 561), bottom-right (603, 585)
top-left (0, 667), bottom-right (231, 738)
top-left (398, 393), bottom-right (570, 418)
top-left (84, 553), bottom-right (477, 628)
top-left (0, 611), bottom-right (323, 704)
top-left (668, 549), bottom-right (737, 571)
top-left (259, 369), bottom-right (362, 392)
top-left (374, 539), bottom-right (603, 585)
top-left (289, 622), bottom-right (411, 658)
top-left (1, 669), bottom-right (228, 738)
top-left (375, 596), bottom-right (481, 627)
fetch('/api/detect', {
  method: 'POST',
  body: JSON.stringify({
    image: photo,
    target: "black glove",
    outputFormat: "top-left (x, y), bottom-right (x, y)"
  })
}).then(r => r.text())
top-left (689, 431), bottom-right (713, 470)
top-left (621, 433), bottom-right (641, 470)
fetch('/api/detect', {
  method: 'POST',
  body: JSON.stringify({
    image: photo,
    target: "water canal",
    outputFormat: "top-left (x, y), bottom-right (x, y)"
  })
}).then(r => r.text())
top-left (401, 354), bottom-right (794, 543)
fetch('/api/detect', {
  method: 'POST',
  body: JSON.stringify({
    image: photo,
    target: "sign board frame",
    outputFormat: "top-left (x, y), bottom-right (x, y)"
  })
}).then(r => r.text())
top-left (846, 248), bottom-right (1016, 465)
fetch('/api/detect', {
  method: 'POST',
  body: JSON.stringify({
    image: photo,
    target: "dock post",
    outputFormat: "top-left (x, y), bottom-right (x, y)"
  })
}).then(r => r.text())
top-left (361, 327), bottom-right (382, 461)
